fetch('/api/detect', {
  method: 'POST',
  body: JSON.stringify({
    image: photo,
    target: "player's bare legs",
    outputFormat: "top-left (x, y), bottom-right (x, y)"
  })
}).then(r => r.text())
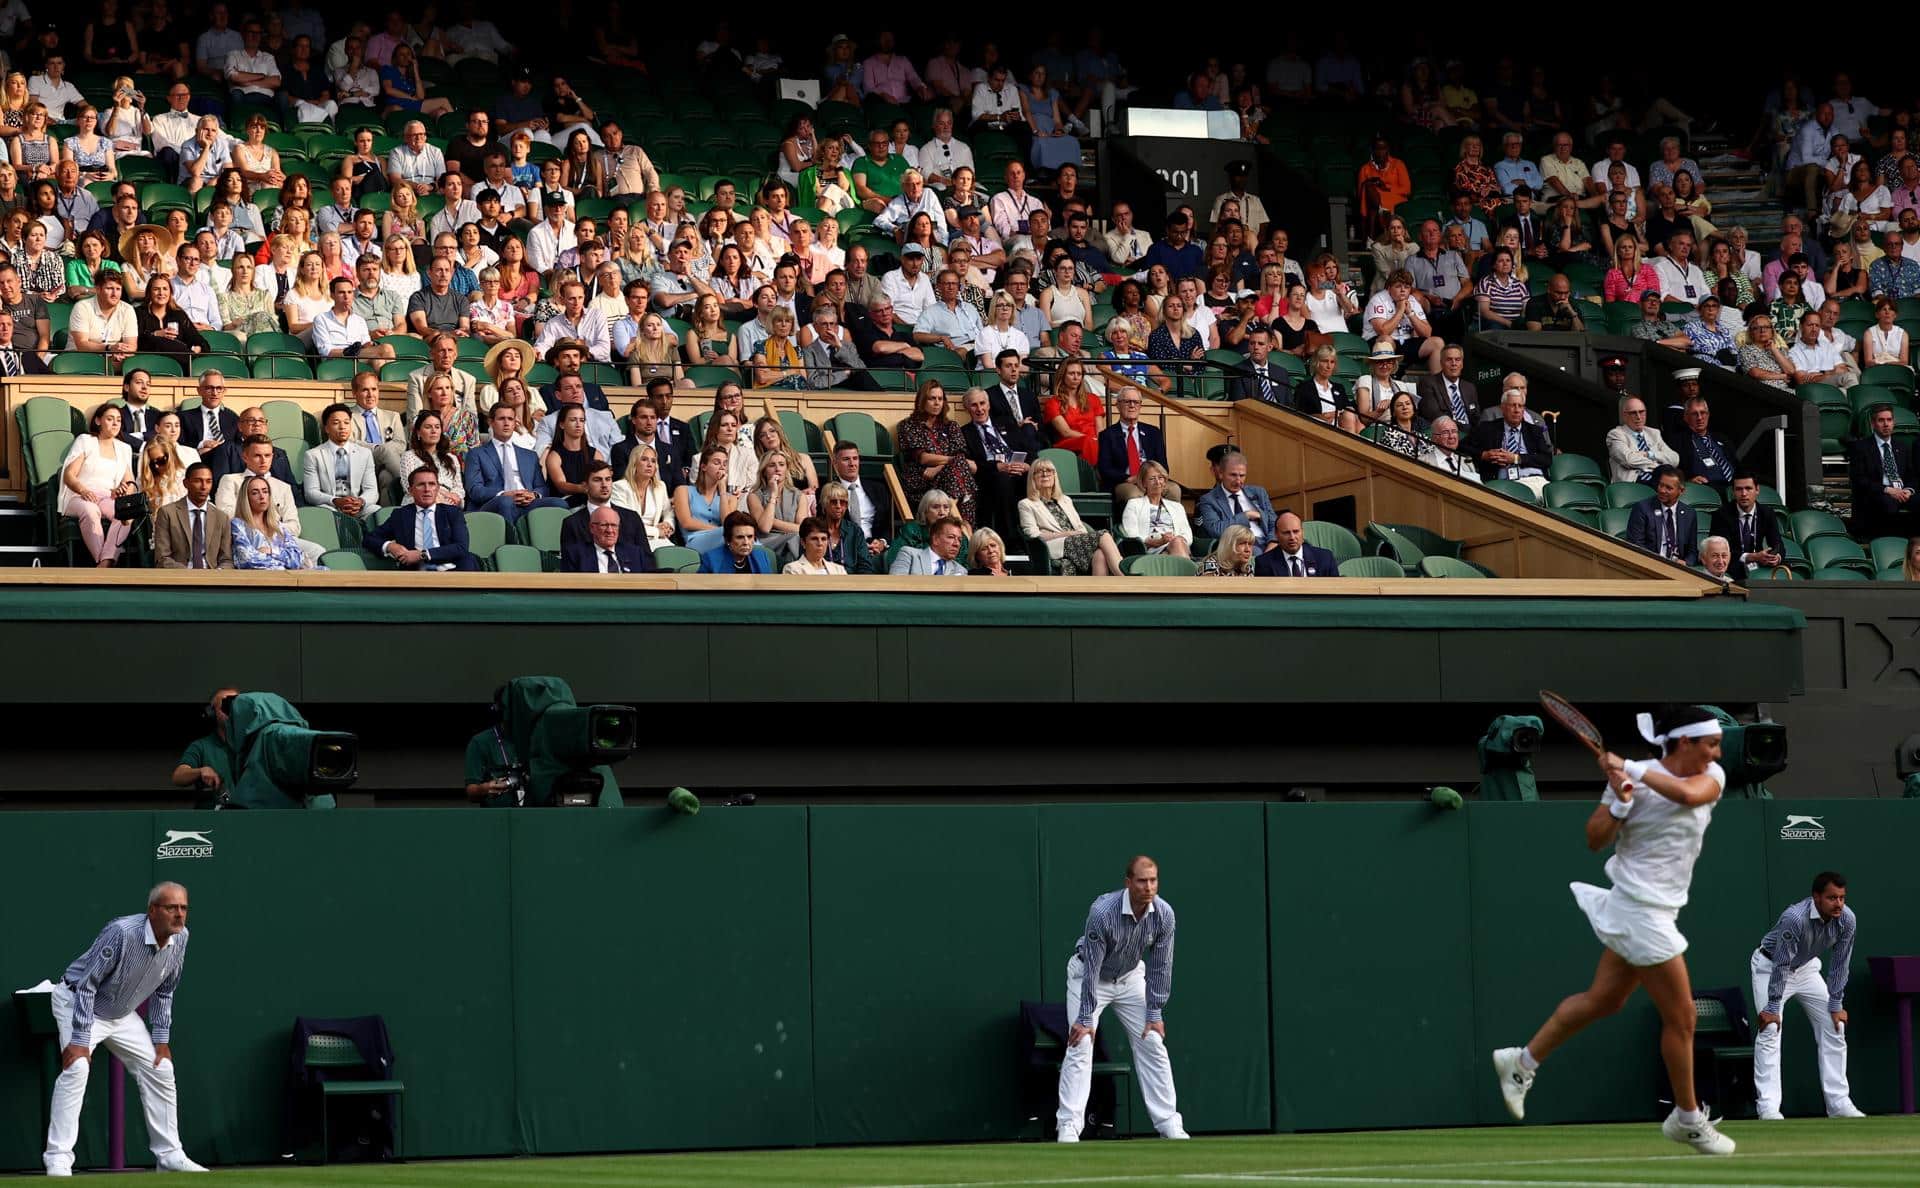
top-left (1637, 953), bottom-right (1700, 1113)
top-left (1526, 948), bottom-right (1639, 1062)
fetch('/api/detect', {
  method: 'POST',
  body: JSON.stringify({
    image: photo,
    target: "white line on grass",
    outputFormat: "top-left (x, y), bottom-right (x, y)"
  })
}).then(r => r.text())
top-left (1214, 1178), bottom-right (1812, 1188)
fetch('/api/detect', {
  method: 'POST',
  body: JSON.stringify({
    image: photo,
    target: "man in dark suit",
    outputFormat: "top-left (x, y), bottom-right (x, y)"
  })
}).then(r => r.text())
top-left (698, 511), bottom-right (775, 573)
top-left (644, 383), bottom-right (694, 487)
top-left (1226, 323), bottom-right (1291, 407)
top-left (1466, 389), bottom-right (1553, 490)
top-left (558, 460), bottom-right (645, 548)
top-left (1673, 394), bottom-right (1736, 490)
top-left (152, 462), bottom-right (232, 569)
top-left (1095, 389), bottom-right (1169, 495)
top-left (364, 466), bottom-right (480, 570)
top-left (539, 339), bottom-right (611, 413)
top-left (0, 310), bottom-right (46, 374)
top-left (1414, 343), bottom-right (1481, 426)
top-left (180, 370), bottom-right (241, 456)
top-left (1498, 186), bottom-right (1548, 265)
top-left (202, 406), bottom-right (295, 488)
top-left (1848, 404), bottom-right (1917, 540)
top-left (608, 389), bottom-right (687, 489)
top-left (1707, 471), bottom-right (1784, 582)
top-left (828, 439), bottom-right (894, 543)
top-left (985, 348), bottom-right (1043, 433)
top-left (1624, 466), bottom-right (1699, 565)
top-left (960, 386), bottom-right (1041, 537)
top-left (466, 403), bottom-right (569, 526)
top-left (118, 367), bottom-right (160, 455)
top-left (1253, 510), bottom-right (1338, 576)
top-left (560, 504), bottom-right (656, 572)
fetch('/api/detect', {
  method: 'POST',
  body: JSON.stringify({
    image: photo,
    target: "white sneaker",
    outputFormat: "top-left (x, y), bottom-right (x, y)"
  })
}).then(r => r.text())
top-left (1056, 1129), bottom-right (1079, 1143)
top-left (44, 1167), bottom-right (71, 1178)
top-left (1491, 1047), bottom-right (1534, 1120)
top-left (1758, 1108), bottom-right (1784, 1120)
top-left (1160, 1127), bottom-right (1191, 1140)
top-left (1662, 1110), bottom-right (1736, 1155)
top-left (157, 1152), bottom-right (209, 1172)
top-left (1830, 1100), bottom-right (1867, 1118)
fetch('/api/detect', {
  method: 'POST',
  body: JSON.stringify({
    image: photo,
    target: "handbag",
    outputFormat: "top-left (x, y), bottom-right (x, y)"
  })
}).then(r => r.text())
top-left (113, 492), bottom-right (150, 522)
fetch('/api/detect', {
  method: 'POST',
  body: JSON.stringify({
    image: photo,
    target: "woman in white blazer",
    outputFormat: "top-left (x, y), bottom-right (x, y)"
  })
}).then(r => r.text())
top-left (609, 443), bottom-right (677, 550)
top-left (1017, 456), bottom-right (1125, 576)
top-left (1118, 461), bottom-right (1192, 557)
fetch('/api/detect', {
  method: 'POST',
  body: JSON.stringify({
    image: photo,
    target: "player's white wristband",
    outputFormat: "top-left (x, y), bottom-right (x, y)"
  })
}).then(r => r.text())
top-left (1608, 797), bottom-right (1632, 819)
top-left (1622, 759), bottom-right (1650, 783)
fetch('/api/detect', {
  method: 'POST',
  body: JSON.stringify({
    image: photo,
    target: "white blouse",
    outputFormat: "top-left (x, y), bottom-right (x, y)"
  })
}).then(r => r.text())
top-left (610, 478), bottom-right (675, 544)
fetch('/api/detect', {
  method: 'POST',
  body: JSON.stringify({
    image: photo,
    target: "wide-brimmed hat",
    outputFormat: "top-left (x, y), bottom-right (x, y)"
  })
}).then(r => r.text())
top-left (119, 223), bottom-right (177, 261)
top-left (544, 337), bottom-right (588, 365)
top-left (1366, 343), bottom-right (1403, 365)
top-left (484, 337), bottom-right (537, 380)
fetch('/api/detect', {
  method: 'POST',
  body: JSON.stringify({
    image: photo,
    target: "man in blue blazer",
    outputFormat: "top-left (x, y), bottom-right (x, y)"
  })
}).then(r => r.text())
top-left (697, 511), bottom-right (775, 573)
top-left (465, 403), bottom-right (570, 525)
top-left (1194, 450), bottom-right (1278, 550)
top-left (1254, 510), bottom-right (1338, 576)
top-left (364, 466), bottom-right (480, 570)
top-left (1624, 466), bottom-right (1699, 565)
top-left (560, 505), bottom-right (656, 572)
top-left (1095, 389), bottom-right (1169, 493)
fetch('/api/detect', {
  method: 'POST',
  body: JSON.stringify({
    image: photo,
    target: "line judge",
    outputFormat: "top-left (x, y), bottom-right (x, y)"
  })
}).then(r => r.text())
top-left (1056, 855), bottom-right (1188, 1142)
top-left (1751, 871), bottom-right (1865, 1119)
top-left (43, 882), bottom-right (207, 1176)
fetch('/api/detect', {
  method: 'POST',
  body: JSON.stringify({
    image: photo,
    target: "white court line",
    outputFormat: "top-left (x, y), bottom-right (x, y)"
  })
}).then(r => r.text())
top-left (853, 1143), bottom-right (1920, 1188)
top-left (1215, 1178), bottom-right (1811, 1188)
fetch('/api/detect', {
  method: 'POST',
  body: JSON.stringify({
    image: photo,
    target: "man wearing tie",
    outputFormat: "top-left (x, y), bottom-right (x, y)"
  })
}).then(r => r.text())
top-left (1253, 510), bottom-right (1338, 577)
top-left (889, 516), bottom-right (970, 575)
top-left (466, 404), bottom-right (568, 526)
top-left (346, 370), bottom-right (406, 494)
top-left (1467, 388), bottom-right (1553, 495)
top-left (364, 467), bottom-right (479, 570)
top-left (0, 310), bottom-right (45, 376)
top-left (829, 440), bottom-right (892, 544)
top-left (1414, 344), bottom-right (1481, 427)
top-left (300, 403), bottom-right (380, 524)
top-left (647, 384), bottom-right (693, 485)
top-left (1708, 472), bottom-right (1784, 582)
top-left (1226, 324), bottom-right (1290, 408)
top-left (987, 348), bottom-right (1042, 434)
top-left (185, 370), bottom-right (240, 458)
top-left (1847, 404), bottom-right (1917, 539)
top-left (1501, 186), bottom-right (1548, 266)
top-left (1625, 467), bottom-right (1700, 565)
top-left (1675, 395), bottom-right (1737, 491)
top-left (1606, 395), bottom-right (1680, 484)
top-left (558, 461), bottom-right (645, 550)
top-left (152, 463), bottom-right (232, 568)
top-left (1419, 417), bottom-right (1483, 483)
top-left (560, 505), bottom-right (655, 573)
top-left (118, 368), bottom-right (158, 454)
top-left (611, 391), bottom-right (687, 488)
top-left (1195, 452), bottom-right (1279, 550)
top-left (1096, 387), bottom-right (1171, 503)
top-left (961, 385), bottom-right (1038, 537)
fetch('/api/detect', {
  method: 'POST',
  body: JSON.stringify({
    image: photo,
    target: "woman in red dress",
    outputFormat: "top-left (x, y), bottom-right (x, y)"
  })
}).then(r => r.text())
top-left (1043, 359), bottom-right (1104, 465)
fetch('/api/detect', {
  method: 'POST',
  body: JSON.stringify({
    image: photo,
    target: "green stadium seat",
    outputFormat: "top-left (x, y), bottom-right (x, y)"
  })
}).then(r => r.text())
top-left (1544, 480), bottom-right (1602, 512)
top-left (192, 352), bottom-right (245, 376)
top-left (1879, 565), bottom-right (1911, 582)
top-left (1600, 508), bottom-right (1631, 537)
top-left (1484, 478), bottom-right (1539, 504)
top-left (777, 409), bottom-right (825, 453)
top-left (273, 436), bottom-right (307, 476)
top-left (1301, 521), bottom-right (1363, 564)
top-left (301, 1031), bottom-right (407, 1162)
top-left (1859, 364), bottom-right (1915, 393)
top-left (1419, 555), bottom-right (1488, 578)
top-left (379, 360), bottom-right (417, 382)
top-left (1870, 536), bottom-right (1910, 571)
top-left (651, 544), bottom-right (699, 573)
top-left (26, 430), bottom-right (73, 487)
top-left (464, 511), bottom-right (508, 565)
top-left (1605, 481), bottom-right (1650, 508)
top-left (317, 549), bottom-right (366, 570)
top-left (1365, 523), bottom-right (1423, 573)
top-left (1125, 554), bottom-right (1197, 577)
top-left (1806, 536), bottom-right (1874, 575)
top-left (1849, 384), bottom-right (1908, 421)
top-left (1790, 509), bottom-right (1851, 544)
top-left (491, 544), bottom-right (544, 573)
top-left (1678, 484), bottom-right (1721, 512)
top-left (263, 399), bottom-right (316, 444)
top-left (51, 352), bottom-right (110, 375)
top-left (521, 505), bottom-right (569, 553)
top-left (297, 506), bottom-right (343, 552)
top-left (17, 395), bottom-right (83, 437)
top-left (685, 364), bottom-right (741, 388)
top-left (1756, 484), bottom-right (1786, 508)
top-left (823, 411), bottom-right (892, 458)
top-left (1813, 566), bottom-right (1870, 580)
top-left (314, 358), bottom-right (361, 382)
top-left (1549, 506), bottom-right (1599, 530)
top-left (244, 331), bottom-right (306, 359)
top-left (254, 356), bottom-right (314, 380)
top-left (1338, 556), bottom-right (1405, 578)
top-left (1549, 453), bottom-right (1606, 488)
top-left (119, 351), bottom-right (184, 377)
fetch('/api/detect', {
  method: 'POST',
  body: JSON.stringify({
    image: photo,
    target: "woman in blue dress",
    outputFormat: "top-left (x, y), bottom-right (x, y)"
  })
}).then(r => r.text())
top-left (231, 475), bottom-right (315, 569)
top-left (672, 446), bottom-right (737, 554)
top-left (1020, 65), bottom-right (1080, 175)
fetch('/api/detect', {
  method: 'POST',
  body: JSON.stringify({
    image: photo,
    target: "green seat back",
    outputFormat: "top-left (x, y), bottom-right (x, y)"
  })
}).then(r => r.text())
top-left (304, 1033), bottom-right (366, 1067)
top-left (1484, 478), bottom-right (1539, 504)
top-left (19, 396), bottom-right (82, 436)
top-left (1129, 554), bottom-right (1197, 577)
top-left (1678, 483), bottom-right (1721, 512)
top-left (1814, 566), bottom-right (1870, 580)
top-left (652, 544), bottom-right (699, 573)
top-left (297, 506), bottom-right (342, 551)
top-left (1544, 480), bottom-right (1602, 511)
top-left (123, 352), bottom-right (185, 378)
top-left (1549, 453), bottom-right (1605, 486)
top-left (465, 511), bottom-right (508, 561)
top-left (1791, 509), bottom-right (1850, 543)
top-left (1605, 481), bottom-right (1649, 508)
top-left (317, 549), bottom-right (366, 570)
top-left (192, 352), bottom-right (245, 376)
top-left (1870, 536), bottom-right (1910, 571)
top-left (1419, 555), bottom-right (1488, 578)
top-left (1301, 520), bottom-right (1362, 564)
top-left (1338, 555), bottom-right (1406, 578)
top-left (523, 505), bottom-right (570, 553)
top-left (50, 353), bottom-right (109, 375)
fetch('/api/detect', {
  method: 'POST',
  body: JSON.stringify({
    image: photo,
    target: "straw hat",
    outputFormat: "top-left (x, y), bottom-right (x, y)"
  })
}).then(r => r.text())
top-left (1366, 343), bottom-right (1403, 366)
top-left (119, 223), bottom-right (177, 262)
top-left (483, 337), bottom-right (536, 382)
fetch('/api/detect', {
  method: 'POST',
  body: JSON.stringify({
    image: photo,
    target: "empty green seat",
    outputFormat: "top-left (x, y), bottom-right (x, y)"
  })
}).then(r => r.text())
top-left (1806, 536), bottom-right (1874, 575)
top-left (1127, 554), bottom-right (1197, 577)
top-left (1419, 555), bottom-right (1488, 578)
top-left (1791, 509), bottom-right (1851, 544)
top-left (652, 544), bottom-right (699, 572)
top-left (1301, 521), bottom-right (1362, 564)
top-left (491, 544), bottom-right (544, 573)
top-left (1338, 556), bottom-right (1406, 578)
top-left (1605, 481), bottom-right (1650, 508)
top-left (1549, 453), bottom-right (1606, 487)
top-left (1544, 480), bottom-right (1602, 512)
top-left (1484, 478), bottom-right (1539, 504)
top-left (1678, 484), bottom-right (1721, 512)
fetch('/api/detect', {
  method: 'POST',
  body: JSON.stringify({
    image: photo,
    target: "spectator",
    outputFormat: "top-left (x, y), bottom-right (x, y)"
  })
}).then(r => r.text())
top-left (609, 441), bottom-right (675, 552)
top-left (465, 403), bottom-right (566, 527)
top-left (1195, 450), bottom-right (1276, 548)
top-left (1196, 524), bottom-right (1257, 577)
top-left (916, 267), bottom-right (984, 355)
top-left (673, 446), bottom-right (737, 553)
top-left (60, 401), bottom-right (138, 566)
top-left (1356, 137), bottom-right (1411, 235)
top-left (1415, 343), bottom-right (1481, 426)
top-left (67, 269), bottom-right (137, 366)
top-left (1355, 343), bottom-right (1417, 426)
top-left (1253, 510), bottom-right (1338, 577)
top-left (154, 462), bottom-right (231, 569)
top-left (399, 407), bottom-right (467, 505)
top-left (1869, 231), bottom-right (1920, 299)
top-left (698, 509), bottom-right (773, 573)
top-left (747, 450), bottom-right (810, 564)
top-left (1627, 288), bottom-right (1689, 349)
top-left (1364, 269), bottom-right (1443, 373)
top-left (1292, 344), bottom-right (1356, 431)
top-left (1094, 387), bottom-right (1167, 498)
top-left (1850, 404), bottom-right (1917, 540)
top-left (559, 504), bottom-right (651, 574)
top-left (1708, 472), bottom-right (1785, 582)
top-left (303, 402), bottom-right (380, 523)
top-left (214, 434), bottom-right (314, 557)
top-left (1862, 297), bottom-right (1910, 369)
top-left (1786, 310), bottom-right (1848, 390)
top-left (407, 257), bottom-right (470, 337)
top-left (1675, 395), bottom-right (1737, 489)
top-left (365, 466), bottom-right (477, 570)
top-left (1681, 296), bottom-right (1737, 368)
top-left (1420, 417), bottom-right (1481, 483)
top-left (1120, 461), bottom-right (1192, 559)
top-left (1493, 132), bottom-right (1544, 196)
top-left (231, 474), bottom-right (312, 568)
top-left (1523, 273), bottom-right (1584, 332)
top-left (1475, 246), bottom-right (1529, 329)
top-left (1140, 208), bottom-right (1202, 278)
top-left (1607, 394), bottom-right (1681, 484)
top-left (1467, 387), bottom-right (1551, 494)
top-left (1102, 201), bottom-right (1151, 270)
top-left (1624, 466), bottom-right (1699, 564)
top-left (133, 273), bottom-right (207, 358)
top-left (895, 378), bottom-right (978, 525)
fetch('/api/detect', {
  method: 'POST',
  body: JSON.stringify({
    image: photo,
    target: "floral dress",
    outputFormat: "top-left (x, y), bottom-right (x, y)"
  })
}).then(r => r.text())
top-left (896, 415), bottom-right (978, 527)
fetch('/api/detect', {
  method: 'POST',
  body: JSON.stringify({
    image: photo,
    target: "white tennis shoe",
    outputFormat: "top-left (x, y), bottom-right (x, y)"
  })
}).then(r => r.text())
top-left (1757, 1108), bottom-right (1784, 1120)
top-left (1491, 1047), bottom-right (1534, 1120)
top-left (1830, 1100), bottom-right (1867, 1118)
top-left (1662, 1109), bottom-right (1736, 1155)
top-left (157, 1152), bottom-right (209, 1172)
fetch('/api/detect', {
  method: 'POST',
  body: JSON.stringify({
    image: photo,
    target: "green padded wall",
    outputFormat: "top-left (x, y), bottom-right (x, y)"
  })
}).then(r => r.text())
top-left (507, 808), bottom-right (815, 1153)
top-left (808, 806), bottom-right (1042, 1144)
top-left (1040, 804), bottom-right (1271, 1135)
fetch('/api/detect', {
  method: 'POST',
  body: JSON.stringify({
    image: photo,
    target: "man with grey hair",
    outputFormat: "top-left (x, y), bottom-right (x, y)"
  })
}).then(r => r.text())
top-left (1420, 416), bottom-right (1482, 483)
top-left (1699, 535), bottom-right (1733, 583)
top-left (43, 883), bottom-right (207, 1176)
top-left (386, 120), bottom-right (447, 195)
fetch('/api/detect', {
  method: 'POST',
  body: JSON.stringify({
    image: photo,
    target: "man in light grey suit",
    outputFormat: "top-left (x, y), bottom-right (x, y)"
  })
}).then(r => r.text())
top-left (404, 332), bottom-right (480, 422)
top-left (1605, 393), bottom-right (1680, 484)
top-left (889, 516), bottom-right (970, 575)
top-left (301, 402), bottom-right (381, 521)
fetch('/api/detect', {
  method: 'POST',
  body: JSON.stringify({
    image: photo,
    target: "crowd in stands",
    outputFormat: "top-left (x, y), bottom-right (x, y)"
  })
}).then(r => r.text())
top-left (18, 20), bottom-right (1919, 576)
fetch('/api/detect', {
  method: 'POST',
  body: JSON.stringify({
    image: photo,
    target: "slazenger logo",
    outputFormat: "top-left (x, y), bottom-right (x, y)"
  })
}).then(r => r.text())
top-left (1780, 815), bottom-right (1827, 841)
top-left (156, 830), bottom-right (215, 860)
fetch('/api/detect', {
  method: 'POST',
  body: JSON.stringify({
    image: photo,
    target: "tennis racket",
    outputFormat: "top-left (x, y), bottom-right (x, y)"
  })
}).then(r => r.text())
top-left (1539, 689), bottom-right (1605, 757)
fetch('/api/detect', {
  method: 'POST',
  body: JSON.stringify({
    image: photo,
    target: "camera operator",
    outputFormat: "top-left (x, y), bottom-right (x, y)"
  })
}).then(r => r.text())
top-left (171, 687), bottom-right (235, 809)
top-left (463, 691), bottom-right (527, 807)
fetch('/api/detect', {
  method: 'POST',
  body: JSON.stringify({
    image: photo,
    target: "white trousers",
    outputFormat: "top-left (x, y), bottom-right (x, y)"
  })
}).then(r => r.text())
top-left (1055, 955), bottom-right (1183, 1137)
top-left (1750, 948), bottom-right (1852, 1115)
top-left (45, 984), bottom-right (184, 1174)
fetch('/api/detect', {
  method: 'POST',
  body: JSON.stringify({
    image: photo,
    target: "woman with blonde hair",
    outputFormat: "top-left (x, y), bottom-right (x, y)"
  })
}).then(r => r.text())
top-left (751, 306), bottom-right (806, 389)
top-left (231, 475), bottom-right (309, 569)
top-left (624, 310), bottom-right (687, 389)
top-left (0, 72), bottom-right (29, 146)
top-left (611, 441), bottom-right (676, 551)
top-left (752, 414), bottom-right (819, 491)
top-left (489, 375), bottom-right (542, 447)
top-left (283, 250), bottom-right (331, 341)
top-left (1196, 524), bottom-right (1257, 577)
top-left (617, 225), bottom-right (657, 286)
top-left (748, 449), bottom-right (810, 562)
top-left (681, 292), bottom-right (738, 367)
top-left (218, 253), bottom-right (276, 337)
top-left (1904, 537), bottom-right (1920, 583)
top-left (102, 78), bottom-right (149, 158)
top-left (975, 294), bottom-right (1031, 369)
top-left (141, 436), bottom-right (187, 508)
top-left (1018, 456), bottom-right (1123, 576)
top-left (117, 221), bottom-right (175, 300)
top-left (383, 182), bottom-right (427, 248)
top-left (1119, 460), bottom-right (1192, 558)
top-left (968, 527), bottom-right (1012, 576)
top-left (378, 234), bottom-right (420, 301)
top-left (421, 373), bottom-right (480, 457)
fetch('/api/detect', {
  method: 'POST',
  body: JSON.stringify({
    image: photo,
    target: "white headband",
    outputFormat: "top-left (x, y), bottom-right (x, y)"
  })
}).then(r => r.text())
top-left (1637, 713), bottom-right (1722, 746)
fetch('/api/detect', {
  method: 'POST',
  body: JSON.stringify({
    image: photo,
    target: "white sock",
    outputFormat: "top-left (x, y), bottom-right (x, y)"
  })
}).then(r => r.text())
top-left (1518, 1047), bottom-right (1540, 1072)
top-left (1676, 1106), bottom-right (1705, 1124)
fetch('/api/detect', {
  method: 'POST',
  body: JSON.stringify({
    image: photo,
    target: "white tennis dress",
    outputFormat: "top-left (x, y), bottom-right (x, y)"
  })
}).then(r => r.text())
top-left (1572, 759), bottom-right (1725, 966)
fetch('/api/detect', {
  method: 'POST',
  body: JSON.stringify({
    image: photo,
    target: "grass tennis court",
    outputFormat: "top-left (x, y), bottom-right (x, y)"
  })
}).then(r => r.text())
top-left (173, 1116), bottom-right (1919, 1185)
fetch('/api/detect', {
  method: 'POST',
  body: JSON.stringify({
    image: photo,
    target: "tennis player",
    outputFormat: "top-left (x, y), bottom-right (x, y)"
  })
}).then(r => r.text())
top-left (1492, 705), bottom-right (1735, 1155)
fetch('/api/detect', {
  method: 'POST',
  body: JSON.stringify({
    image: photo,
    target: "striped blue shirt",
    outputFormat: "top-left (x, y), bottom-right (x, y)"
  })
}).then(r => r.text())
top-left (1758, 896), bottom-right (1855, 1015)
top-left (61, 914), bottom-right (189, 1047)
top-left (1073, 889), bottom-right (1175, 1027)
